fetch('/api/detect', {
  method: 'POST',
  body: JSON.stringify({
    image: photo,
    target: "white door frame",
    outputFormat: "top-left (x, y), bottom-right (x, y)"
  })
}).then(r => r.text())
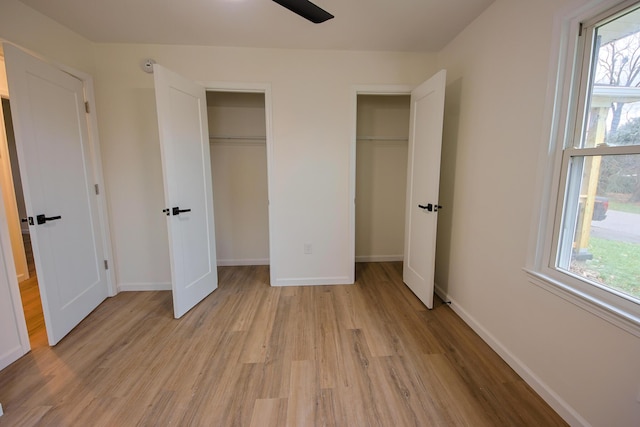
top-left (0, 180), bottom-right (30, 362)
top-left (0, 41), bottom-right (116, 352)
top-left (0, 57), bottom-right (29, 284)
top-left (201, 81), bottom-right (275, 286)
top-left (0, 52), bottom-right (30, 361)
top-left (349, 85), bottom-right (414, 283)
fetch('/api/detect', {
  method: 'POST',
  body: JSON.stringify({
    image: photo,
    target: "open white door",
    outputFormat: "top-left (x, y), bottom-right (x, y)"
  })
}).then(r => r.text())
top-left (403, 70), bottom-right (446, 309)
top-left (3, 44), bottom-right (108, 345)
top-left (153, 65), bottom-right (218, 318)
top-left (0, 183), bottom-right (30, 369)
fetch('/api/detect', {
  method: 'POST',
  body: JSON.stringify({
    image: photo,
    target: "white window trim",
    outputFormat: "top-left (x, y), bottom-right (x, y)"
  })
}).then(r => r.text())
top-left (526, 0), bottom-right (640, 338)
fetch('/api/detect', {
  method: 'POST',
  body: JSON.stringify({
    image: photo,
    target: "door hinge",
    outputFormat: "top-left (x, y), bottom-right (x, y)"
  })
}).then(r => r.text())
top-left (85, 101), bottom-right (90, 114)
top-left (95, 184), bottom-right (100, 195)
top-left (104, 260), bottom-right (109, 270)
top-left (578, 22), bottom-right (583, 37)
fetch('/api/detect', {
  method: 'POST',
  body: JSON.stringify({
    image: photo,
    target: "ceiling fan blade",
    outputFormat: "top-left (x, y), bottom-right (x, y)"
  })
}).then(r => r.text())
top-left (272, 0), bottom-right (334, 24)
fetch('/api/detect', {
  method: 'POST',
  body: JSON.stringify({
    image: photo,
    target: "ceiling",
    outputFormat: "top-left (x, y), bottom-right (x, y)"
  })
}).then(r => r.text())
top-left (18, 0), bottom-right (495, 52)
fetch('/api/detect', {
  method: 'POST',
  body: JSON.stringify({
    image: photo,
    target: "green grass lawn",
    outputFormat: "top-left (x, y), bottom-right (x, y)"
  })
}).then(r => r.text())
top-left (575, 237), bottom-right (640, 300)
top-left (608, 201), bottom-right (640, 214)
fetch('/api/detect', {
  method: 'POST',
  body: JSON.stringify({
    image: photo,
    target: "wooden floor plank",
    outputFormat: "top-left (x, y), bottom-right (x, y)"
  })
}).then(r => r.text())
top-left (335, 328), bottom-right (389, 426)
top-left (290, 287), bottom-right (317, 362)
top-left (240, 286), bottom-right (281, 364)
top-left (417, 353), bottom-right (497, 426)
top-left (16, 235), bottom-right (46, 348)
top-left (249, 398), bottom-right (288, 427)
top-left (286, 359), bottom-right (317, 427)
top-left (314, 289), bottom-right (343, 389)
top-left (369, 355), bottom-right (447, 426)
top-left (257, 290), bottom-right (294, 399)
top-left (0, 262), bottom-right (567, 426)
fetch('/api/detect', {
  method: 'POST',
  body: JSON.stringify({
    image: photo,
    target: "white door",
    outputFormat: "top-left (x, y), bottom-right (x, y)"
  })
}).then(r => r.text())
top-left (3, 44), bottom-right (108, 345)
top-left (153, 65), bottom-right (218, 318)
top-left (403, 70), bottom-right (447, 309)
top-left (0, 183), bottom-right (30, 370)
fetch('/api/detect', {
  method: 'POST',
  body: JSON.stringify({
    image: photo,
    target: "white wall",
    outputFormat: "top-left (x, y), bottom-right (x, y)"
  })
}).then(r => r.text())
top-left (208, 91), bottom-right (270, 265)
top-left (435, 0), bottom-right (640, 425)
top-left (0, 0), bottom-right (95, 74)
top-left (355, 95), bottom-right (409, 261)
top-left (92, 44), bottom-right (437, 287)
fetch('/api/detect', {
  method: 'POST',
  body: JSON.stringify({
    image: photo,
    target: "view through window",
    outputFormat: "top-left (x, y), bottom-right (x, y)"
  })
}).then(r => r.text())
top-left (558, 4), bottom-right (640, 304)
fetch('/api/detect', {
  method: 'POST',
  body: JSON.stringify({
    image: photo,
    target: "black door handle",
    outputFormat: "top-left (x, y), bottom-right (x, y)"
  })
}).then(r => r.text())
top-left (36, 214), bottom-right (62, 225)
top-left (418, 203), bottom-right (442, 212)
top-left (172, 207), bottom-right (192, 216)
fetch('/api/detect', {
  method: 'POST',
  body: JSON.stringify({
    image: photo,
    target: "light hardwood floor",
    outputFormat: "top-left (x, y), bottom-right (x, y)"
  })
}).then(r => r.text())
top-left (0, 263), bottom-right (567, 426)
top-left (17, 233), bottom-right (48, 348)
top-left (17, 275), bottom-right (47, 348)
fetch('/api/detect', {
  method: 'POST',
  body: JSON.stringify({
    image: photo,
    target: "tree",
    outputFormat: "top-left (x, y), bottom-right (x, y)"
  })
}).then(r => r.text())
top-left (600, 117), bottom-right (640, 202)
top-left (594, 31), bottom-right (640, 202)
top-left (595, 32), bottom-right (640, 135)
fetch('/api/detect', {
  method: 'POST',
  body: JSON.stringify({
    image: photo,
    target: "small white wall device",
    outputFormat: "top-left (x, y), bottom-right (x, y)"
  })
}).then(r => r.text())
top-left (141, 58), bottom-right (156, 73)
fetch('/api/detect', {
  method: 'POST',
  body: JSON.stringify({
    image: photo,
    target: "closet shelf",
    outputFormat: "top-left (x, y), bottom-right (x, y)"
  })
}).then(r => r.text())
top-left (356, 136), bottom-right (409, 141)
top-left (209, 135), bottom-right (266, 141)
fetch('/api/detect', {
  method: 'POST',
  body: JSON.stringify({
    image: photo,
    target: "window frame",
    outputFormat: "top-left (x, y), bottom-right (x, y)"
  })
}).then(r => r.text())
top-left (527, 0), bottom-right (640, 337)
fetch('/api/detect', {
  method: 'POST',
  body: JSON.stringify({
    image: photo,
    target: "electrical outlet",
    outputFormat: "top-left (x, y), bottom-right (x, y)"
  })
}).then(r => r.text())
top-left (304, 243), bottom-right (312, 254)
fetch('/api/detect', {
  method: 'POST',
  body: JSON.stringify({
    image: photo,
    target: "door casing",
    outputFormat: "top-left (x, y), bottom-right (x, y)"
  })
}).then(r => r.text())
top-left (349, 85), bottom-right (414, 284)
top-left (201, 81), bottom-right (275, 287)
top-left (349, 75), bottom-right (446, 309)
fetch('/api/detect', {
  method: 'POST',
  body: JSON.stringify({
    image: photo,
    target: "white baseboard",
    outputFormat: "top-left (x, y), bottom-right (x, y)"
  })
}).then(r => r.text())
top-left (355, 255), bottom-right (403, 262)
top-left (272, 276), bottom-right (353, 287)
top-left (0, 346), bottom-right (25, 372)
top-left (118, 282), bottom-right (171, 292)
top-left (434, 283), bottom-right (589, 427)
top-left (216, 258), bottom-right (269, 266)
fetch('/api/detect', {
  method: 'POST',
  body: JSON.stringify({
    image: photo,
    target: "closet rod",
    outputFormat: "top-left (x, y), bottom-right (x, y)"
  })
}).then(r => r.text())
top-left (209, 135), bottom-right (266, 141)
top-left (356, 136), bottom-right (409, 141)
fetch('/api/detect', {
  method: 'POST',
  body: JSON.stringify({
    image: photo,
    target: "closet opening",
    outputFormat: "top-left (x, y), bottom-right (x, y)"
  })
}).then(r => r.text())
top-left (206, 91), bottom-right (270, 269)
top-left (355, 94), bottom-right (411, 268)
top-left (0, 96), bottom-right (47, 348)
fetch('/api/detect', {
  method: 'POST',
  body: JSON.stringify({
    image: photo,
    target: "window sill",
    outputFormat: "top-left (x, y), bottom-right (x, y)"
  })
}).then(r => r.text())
top-left (523, 268), bottom-right (640, 338)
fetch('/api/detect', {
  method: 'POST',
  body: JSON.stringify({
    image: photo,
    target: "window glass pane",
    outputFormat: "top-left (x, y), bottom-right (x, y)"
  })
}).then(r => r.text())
top-left (558, 154), bottom-right (640, 302)
top-left (580, 6), bottom-right (640, 148)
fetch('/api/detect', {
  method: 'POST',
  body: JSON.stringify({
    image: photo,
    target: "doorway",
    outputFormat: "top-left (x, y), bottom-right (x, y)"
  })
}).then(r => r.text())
top-left (0, 96), bottom-right (47, 348)
top-left (355, 94), bottom-right (411, 265)
top-left (206, 91), bottom-right (270, 267)
top-left (1, 43), bottom-right (113, 349)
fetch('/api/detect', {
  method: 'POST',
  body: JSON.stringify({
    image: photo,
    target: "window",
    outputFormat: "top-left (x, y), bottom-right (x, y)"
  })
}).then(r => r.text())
top-left (530, 0), bottom-right (640, 334)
